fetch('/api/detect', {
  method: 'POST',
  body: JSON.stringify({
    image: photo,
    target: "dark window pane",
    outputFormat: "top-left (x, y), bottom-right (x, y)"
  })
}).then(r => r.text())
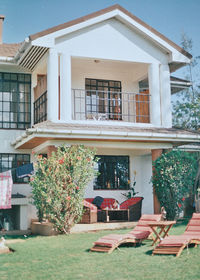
top-left (25, 75), bottom-right (31, 82)
top-left (4, 73), bottom-right (10, 80)
top-left (85, 78), bottom-right (122, 121)
top-left (18, 74), bottom-right (24, 82)
top-left (0, 72), bottom-right (31, 129)
top-left (11, 74), bottom-right (17, 81)
top-left (94, 156), bottom-right (130, 190)
top-left (0, 153), bottom-right (30, 183)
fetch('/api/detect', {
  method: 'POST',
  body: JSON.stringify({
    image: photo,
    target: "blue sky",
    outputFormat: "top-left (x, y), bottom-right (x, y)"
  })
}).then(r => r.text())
top-left (0, 0), bottom-right (199, 58)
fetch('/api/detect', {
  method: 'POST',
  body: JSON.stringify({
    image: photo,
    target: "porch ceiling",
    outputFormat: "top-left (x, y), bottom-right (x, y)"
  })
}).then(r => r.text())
top-left (12, 121), bottom-right (200, 150)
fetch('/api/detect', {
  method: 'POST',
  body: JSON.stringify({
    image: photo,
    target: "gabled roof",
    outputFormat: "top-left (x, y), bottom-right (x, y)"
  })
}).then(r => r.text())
top-left (29, 4), bottom-right (192, 59)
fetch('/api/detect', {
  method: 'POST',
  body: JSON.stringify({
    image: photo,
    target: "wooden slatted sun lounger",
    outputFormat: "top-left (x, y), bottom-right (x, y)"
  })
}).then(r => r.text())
top-left (90, 214), bottom-right (162, 253)
top-left (153, 213), bottom-right (200, 257)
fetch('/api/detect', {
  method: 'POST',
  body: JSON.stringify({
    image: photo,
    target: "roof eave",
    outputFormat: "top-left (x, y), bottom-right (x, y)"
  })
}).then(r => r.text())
top-left (12, 127), bottom-right (200, 150)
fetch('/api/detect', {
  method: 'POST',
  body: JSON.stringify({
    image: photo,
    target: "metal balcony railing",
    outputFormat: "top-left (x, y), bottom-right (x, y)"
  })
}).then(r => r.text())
top-left (34, 91), bottom-right (47, 124)
top-left (72, 89), bottom-right (151, 123)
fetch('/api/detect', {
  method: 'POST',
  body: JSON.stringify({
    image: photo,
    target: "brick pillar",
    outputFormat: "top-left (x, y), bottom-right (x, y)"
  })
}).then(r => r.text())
top-left (152, 149), bottom-right (163, 214)
top-left (47, 145), bottom-right (57, 158)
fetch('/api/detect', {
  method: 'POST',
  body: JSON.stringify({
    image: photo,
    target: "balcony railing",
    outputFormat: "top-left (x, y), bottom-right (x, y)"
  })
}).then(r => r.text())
top-left (34, 91), bottom-right (47, 124)
top-left (72, 89), bottom-right (151, 123)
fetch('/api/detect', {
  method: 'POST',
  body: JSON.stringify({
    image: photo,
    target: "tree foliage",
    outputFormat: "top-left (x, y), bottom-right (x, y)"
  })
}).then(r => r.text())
top-left (152, 150), bottom-right (198, 220)
top-left (172, 33), bottom-right (200, 130)
top-left (30, 145), bottom-right (97, 234)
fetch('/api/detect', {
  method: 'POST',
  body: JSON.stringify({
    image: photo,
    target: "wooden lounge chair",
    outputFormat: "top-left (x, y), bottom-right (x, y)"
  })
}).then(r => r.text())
top-left (90, 214), bottom-right (162, 254)
top-left (153, 213), bottom-right (200, 257)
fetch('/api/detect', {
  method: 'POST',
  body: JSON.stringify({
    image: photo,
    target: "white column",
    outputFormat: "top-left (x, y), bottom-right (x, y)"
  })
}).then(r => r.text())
top-left (47, 48), bottom-right (59, 122)
top-left (60, 53), bottom-right (72, 121)
top-left (148, 63), bottom-right (161, 127)
top-left (20, 205), bottom-right (28, 230)
top-left (160, 64), bottom-right (172, 128)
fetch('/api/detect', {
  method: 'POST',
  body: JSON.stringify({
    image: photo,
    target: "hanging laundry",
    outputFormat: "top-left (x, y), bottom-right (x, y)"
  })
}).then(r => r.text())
top-left (16, 163), bottom-right (34, 178)
top-left (0, 170), bottom-right (13, 209)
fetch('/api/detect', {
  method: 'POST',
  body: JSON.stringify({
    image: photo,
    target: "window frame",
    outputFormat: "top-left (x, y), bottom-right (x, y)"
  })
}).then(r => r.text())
top-left (0, 72), bottom-right (31, 129)
top-left (94, 155), bottom-right (130, 190)
top-left (85, 78), bottom-right (122, 120)
top-left (0, 153), bottom-right (30, 183)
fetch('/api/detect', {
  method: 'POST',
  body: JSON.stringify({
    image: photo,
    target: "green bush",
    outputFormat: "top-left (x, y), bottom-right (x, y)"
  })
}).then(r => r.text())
top-left (30, 145), bottom-right (97, 234)
top-left (152, 150), bottom-right (198, 220)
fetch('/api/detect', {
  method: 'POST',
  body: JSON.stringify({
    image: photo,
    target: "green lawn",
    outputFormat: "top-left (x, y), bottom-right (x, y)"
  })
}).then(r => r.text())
top-left (0, 219), bottom-right (200, 280)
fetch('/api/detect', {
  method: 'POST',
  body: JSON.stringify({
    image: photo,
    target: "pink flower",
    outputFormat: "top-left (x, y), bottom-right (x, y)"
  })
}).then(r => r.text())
top-left (182, 197), bottom-right (185, 201)
top-left (178, 203), bottom-right (182, 208)
top-left (32, 151), bottom-right (36, 155)
top-left (37, 155), bottom-right (43, 159)
top-left (59, 158), bottom-right (64, 164)
top-left (77, 156), bottom-right (81, 160)
top-left (66, 196), bottom-right (71, 201)
top-left (86, 158), bottom-right (91, 162)
top-left (76, 186), bottom-right (79, 190)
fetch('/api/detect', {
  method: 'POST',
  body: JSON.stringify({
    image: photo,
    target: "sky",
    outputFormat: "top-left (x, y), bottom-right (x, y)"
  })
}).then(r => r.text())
top-left (0, 0), bottom-right (199, 77)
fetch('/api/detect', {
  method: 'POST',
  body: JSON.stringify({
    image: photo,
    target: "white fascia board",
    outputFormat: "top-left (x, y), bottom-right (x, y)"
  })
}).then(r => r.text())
top-left (13, 127), bottom-right (200, 150)
top-left (34, 139), bottom-right (173, 151)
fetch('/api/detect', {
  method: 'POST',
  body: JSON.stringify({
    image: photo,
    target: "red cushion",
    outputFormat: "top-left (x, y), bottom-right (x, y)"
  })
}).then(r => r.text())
top-left (83, 200), bottom-right (97, 212)
top-left (85, 198), bottom-right (116, 209)
top-left (158, 236), bottom-right (191, 246)
top-left (120, 197), bottom-right (143, 209)
top-left (100, 198), bottom-right (116, 209)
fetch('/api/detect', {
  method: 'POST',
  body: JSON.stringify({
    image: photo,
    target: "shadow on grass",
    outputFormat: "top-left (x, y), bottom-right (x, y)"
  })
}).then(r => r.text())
top-left (145, 249), bottom-right (153, 256)
top-left (1, 234), bottom-right (37, 240)
top-left (173, 218), bottom-right (190, 228)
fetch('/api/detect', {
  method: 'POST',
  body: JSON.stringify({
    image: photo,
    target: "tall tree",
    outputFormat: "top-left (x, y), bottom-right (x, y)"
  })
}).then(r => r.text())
top-left (172, 33), bottom-right (200, 130)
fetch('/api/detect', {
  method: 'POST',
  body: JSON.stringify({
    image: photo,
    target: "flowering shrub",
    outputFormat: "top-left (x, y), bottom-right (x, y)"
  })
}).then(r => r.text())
top-left (31, 145), bottom-right (97, 234)
top-left (152, 150), bottom-right (198, 220)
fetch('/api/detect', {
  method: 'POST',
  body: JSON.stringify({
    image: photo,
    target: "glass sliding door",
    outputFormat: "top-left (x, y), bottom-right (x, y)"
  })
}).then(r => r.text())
top-left (85, 78), bottom-right (122, 120)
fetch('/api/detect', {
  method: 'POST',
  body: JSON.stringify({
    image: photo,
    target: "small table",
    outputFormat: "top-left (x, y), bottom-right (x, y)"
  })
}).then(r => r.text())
top-left (100, 209), bottom-right (130, 222)
top-left (148, 221), bottom-right (176, 246)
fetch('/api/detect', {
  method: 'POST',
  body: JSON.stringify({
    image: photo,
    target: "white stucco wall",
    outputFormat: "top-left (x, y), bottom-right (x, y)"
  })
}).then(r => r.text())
top-left (56, 19), bottom-right (168, 64)
top-left (42, 18), bottom-right (172, 127)
top-left (84, 148), bottom-right (153, 214)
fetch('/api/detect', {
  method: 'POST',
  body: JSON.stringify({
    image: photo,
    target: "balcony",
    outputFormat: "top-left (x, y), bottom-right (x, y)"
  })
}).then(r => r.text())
top-left (72, 89), bottom-right (150, 123)
top-left (34, 91), bottom-right (47, 124)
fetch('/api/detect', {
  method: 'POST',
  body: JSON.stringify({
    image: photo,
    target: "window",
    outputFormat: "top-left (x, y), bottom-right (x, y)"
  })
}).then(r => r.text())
top-left (85, 78), bottom-right (122, 120)
top-left (0, 72), bottom-right (31, 129)
top-left (0, 154), bottom-right (30, 183)
top-left (94, 156), bottom-right (130, 190)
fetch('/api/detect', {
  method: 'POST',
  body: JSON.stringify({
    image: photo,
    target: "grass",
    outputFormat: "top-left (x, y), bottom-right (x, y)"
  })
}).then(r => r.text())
top-left (0, 219), bottom-right (200, 280)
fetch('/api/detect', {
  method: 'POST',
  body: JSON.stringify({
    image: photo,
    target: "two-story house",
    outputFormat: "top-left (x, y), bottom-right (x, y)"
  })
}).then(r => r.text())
top-left (0, 5), bottom-right (199, 231)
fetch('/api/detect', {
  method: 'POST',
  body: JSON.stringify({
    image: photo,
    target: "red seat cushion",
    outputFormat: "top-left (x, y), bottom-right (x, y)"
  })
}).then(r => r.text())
top-left (120, 197), bottom-right (143, 209)
top-left (85, 198), bottom-right (116, 209)
top-left (83, 200), bottom-right (97, 212)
